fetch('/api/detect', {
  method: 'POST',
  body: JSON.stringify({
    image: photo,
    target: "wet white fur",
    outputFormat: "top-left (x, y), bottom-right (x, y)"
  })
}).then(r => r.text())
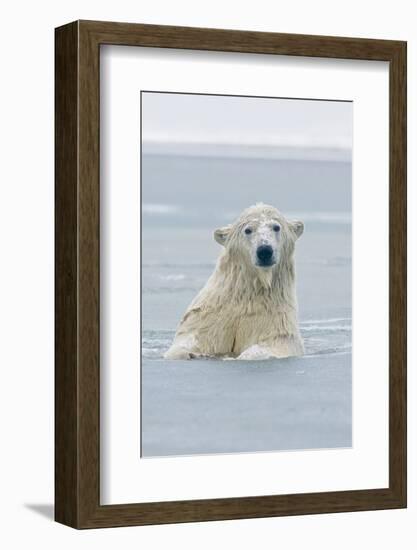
top-left (164, 203), bottom-right (304, 360)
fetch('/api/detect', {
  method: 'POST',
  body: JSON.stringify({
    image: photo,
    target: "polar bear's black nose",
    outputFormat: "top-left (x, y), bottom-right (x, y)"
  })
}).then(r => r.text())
top-left (256, 245), bottom-right (273, 264)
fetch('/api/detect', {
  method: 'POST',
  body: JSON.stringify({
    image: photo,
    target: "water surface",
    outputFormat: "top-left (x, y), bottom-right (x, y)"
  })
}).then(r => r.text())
top-left (141, 154), bottom-right (352, 457)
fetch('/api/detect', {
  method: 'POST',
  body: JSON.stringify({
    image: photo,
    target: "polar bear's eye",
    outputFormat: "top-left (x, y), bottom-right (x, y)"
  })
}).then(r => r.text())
top-left (272, 224), bottom-right (281, 232)
top-left (244, 227), bottom-right (252, 235)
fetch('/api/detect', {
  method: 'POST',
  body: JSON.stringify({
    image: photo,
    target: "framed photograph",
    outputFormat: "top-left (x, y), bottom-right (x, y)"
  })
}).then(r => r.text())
top-left (55, 20), bottom-right (406, 528)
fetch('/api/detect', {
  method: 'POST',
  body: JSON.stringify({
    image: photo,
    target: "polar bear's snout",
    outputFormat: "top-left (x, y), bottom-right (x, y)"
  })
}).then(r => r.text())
top-left (256, 244), bottom-right (274, 267)
top-left (242, 218), bottom-right (283, 269)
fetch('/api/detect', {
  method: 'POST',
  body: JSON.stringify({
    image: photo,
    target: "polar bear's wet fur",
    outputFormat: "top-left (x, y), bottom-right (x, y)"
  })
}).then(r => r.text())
top-left (164, 203), bottom-right (304, 360)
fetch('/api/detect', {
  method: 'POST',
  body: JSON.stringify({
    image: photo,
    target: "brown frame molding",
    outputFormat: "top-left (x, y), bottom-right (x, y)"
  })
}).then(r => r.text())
top-left (55, 20), bottom-right (407, 529)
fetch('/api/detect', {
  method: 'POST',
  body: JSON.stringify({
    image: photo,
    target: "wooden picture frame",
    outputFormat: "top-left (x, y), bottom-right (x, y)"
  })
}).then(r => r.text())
top-left (55, 20), bottom-right (407, 529)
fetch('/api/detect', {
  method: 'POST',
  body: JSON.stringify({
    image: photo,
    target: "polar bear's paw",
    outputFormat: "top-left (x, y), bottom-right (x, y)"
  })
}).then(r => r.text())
top-left (164, 346), bottom-right (195, 360)
top-left (236, 345), bottom-right (273, 361)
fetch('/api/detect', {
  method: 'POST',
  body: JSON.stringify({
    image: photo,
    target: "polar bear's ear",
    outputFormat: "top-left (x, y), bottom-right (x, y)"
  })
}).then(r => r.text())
top-left (290, 220), bottom-right (304, 239)
top-left (214, 225), bottom-right (231, 246)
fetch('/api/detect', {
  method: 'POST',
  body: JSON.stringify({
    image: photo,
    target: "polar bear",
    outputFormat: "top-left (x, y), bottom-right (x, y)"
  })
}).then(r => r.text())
top-left (164, 203), bottom-right (304, 360)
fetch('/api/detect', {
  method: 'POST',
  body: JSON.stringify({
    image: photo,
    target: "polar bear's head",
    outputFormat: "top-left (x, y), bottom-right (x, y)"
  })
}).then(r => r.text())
top-left (214, 203), bottom-right (304, 272)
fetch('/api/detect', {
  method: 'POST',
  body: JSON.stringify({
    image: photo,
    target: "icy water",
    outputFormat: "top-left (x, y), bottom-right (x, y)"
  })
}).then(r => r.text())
top-left (141, 154), bottom-right (352, 457)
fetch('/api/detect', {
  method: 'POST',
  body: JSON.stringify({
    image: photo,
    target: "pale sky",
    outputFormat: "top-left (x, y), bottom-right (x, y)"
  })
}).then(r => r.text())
top-left (141, 91), bottom-right (353, 151)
